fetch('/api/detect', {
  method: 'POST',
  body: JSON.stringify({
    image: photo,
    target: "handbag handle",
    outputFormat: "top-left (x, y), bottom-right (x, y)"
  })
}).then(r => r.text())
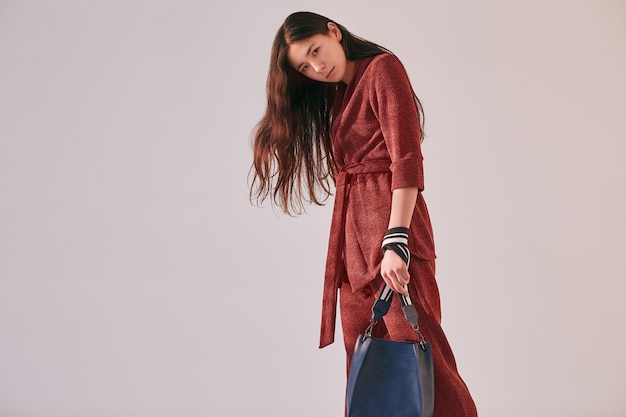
top-left (365, 284), bottom-right (427, 348)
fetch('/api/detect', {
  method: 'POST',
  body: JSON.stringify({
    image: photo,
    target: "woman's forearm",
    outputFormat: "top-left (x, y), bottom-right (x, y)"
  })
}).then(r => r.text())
top-left (388, 187), bottom-right (418, 228)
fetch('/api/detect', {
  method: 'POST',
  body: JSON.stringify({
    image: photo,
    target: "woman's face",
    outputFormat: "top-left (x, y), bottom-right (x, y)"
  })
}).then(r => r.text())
top-left (286, 23), bottom-right (353, 84)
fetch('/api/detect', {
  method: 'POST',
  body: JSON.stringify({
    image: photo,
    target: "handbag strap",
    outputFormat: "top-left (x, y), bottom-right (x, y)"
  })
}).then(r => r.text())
top-left (366, 284), bottom-right (427, 348)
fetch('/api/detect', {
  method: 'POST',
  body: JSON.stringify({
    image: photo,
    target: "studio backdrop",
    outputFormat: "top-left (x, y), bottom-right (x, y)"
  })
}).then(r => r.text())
top-left (0, 1), bottom-right (625, 416)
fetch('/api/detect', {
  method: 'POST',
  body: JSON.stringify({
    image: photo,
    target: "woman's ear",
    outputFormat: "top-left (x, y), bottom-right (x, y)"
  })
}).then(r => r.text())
top-left (327, 22), bottom-right (343, 41)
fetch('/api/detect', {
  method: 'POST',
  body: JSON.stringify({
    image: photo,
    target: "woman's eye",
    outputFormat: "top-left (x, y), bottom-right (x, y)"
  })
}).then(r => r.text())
top-left (302, 65), bottom-right (309, 72)
top-left (312, 48), bottom-right (319, 56)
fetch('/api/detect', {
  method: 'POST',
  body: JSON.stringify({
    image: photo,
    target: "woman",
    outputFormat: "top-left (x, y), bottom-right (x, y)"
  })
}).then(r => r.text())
top-left (250, 11), bottom-right (478, 417)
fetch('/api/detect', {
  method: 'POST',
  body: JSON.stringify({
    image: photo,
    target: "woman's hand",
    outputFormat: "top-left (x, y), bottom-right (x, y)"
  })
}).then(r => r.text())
top-left (382, 186), bottom-right (417, 297)
top-left (380, 249), bottom-right (410, 296)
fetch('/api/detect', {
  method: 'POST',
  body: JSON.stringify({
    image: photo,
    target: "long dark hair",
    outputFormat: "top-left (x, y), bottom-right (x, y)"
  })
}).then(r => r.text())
top-left (250, 11), bottom-right (425, 214)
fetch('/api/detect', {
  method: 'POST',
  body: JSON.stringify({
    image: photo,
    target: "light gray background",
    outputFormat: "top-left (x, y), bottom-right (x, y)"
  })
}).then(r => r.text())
top-left (1, 1), bottom-right (625, 416)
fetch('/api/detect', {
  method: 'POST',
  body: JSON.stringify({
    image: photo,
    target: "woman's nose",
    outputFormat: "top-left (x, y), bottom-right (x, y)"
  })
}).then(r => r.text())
top-left (312, 62), bottom-right (325, 73)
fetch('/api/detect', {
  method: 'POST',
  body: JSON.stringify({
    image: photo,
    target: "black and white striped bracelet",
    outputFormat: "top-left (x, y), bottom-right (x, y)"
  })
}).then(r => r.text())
top-left (381, 226), bottom-right (410, 267)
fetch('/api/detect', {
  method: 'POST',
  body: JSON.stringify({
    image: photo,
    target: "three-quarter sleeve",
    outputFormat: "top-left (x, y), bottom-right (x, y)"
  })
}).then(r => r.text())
top-left (368, 55), bottom-right (424, 191)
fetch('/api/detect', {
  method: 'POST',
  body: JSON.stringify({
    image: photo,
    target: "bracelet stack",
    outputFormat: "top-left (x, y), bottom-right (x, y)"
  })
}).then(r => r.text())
top-left (381, 227), bottom-right (410, 267)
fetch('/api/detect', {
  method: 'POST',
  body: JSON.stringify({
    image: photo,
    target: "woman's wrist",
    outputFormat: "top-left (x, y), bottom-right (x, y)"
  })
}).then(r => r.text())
top-left (381, 227), bottom-right (410, 266)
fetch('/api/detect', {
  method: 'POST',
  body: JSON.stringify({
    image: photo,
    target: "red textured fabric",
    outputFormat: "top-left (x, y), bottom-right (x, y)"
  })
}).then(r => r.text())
top-left (320, 54), bottom-right (436, 348)
top-left (318, 54), bottom-right (478, 416)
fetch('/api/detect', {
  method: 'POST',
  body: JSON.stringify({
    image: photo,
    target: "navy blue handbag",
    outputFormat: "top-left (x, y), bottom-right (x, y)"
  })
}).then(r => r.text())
top-left (346, 285), bottom-right (434, 417)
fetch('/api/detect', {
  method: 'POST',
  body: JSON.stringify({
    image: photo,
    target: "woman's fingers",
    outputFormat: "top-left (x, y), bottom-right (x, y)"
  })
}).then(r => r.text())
top-left (381, 267), bottom-right (410, 296)
top-left (397, 269), bottom-right (410, 285)
top-left (396, 274), bottom-right (410, 296)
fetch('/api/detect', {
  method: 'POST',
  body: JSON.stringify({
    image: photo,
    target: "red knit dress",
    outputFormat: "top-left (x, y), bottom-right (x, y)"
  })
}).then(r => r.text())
top-left (319, 54), bottom-right (478, 417)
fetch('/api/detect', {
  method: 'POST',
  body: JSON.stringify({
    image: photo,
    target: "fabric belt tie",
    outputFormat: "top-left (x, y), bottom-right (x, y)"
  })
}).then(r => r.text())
top-left (319, 158), bottom-right (392, 348)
